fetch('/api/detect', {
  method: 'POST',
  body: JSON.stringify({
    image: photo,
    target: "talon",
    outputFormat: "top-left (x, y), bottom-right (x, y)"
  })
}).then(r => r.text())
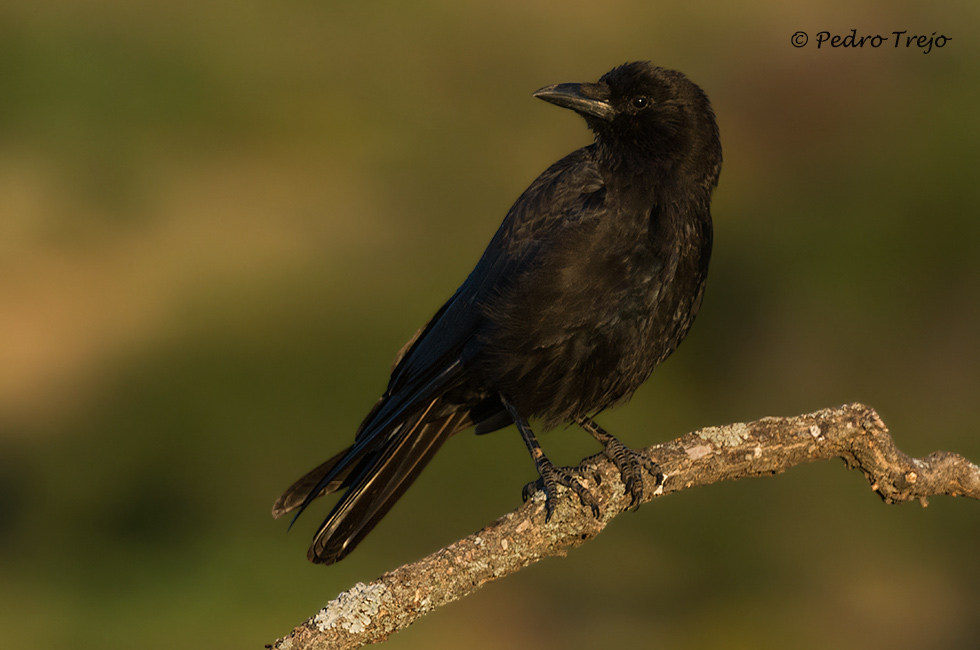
top-left (536, 460), bottom-right (602, 520)
top-left (522, 481), bottom-right (538, 503)
top-left (577, 416), bottom-right (661, 508)
top-left (544, 498), bottom-right (556, 523)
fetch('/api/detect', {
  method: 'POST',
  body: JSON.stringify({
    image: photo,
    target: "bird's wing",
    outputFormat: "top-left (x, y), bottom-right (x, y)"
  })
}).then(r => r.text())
top-left (343, 147), bottom-right (608, 445)
top-left (386, 146), bottom-right (606, 394)
top-left (277, 147), bottom-right (607, 561)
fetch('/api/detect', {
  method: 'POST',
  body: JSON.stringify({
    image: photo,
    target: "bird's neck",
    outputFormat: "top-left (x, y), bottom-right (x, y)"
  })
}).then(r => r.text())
top-left (592, 135), bottom-right (720, 215)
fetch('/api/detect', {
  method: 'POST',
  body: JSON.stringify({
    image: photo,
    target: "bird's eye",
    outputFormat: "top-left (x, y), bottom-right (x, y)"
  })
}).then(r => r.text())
top-left (630, 96), bottom-right (650, 110)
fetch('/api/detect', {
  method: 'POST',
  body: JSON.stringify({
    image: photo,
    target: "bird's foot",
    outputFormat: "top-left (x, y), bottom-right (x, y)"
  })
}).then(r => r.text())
top-left (577, 417), bottom-right (662, 508)
top-left (522, 457), bottom-right (600, 522)
top-left (603, 438), bottom-right (662, 508)
top-left (502, 395), bottom-right (602, 523)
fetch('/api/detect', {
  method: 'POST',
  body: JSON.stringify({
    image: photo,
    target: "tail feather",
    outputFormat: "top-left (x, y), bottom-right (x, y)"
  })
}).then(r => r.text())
top-left (271, 447), bottom-right (354, 519)
top-left (309, 406), bottom-right (465, 564)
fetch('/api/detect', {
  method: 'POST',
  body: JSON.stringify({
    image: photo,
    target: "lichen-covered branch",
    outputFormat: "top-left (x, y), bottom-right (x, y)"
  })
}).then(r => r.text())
top-left (269, 403), bottom-right (980, 650)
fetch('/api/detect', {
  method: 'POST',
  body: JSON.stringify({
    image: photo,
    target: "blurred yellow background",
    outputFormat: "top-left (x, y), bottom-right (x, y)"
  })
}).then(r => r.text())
top-left (1, 1), bottom-right (978, 648)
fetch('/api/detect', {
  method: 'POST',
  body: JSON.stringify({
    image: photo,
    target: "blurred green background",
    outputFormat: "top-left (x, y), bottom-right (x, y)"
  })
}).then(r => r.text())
top-left (1, 1), bottom-right (979, 648)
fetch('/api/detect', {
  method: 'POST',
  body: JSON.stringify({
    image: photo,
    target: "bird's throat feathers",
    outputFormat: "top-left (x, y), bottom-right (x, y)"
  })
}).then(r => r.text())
top-left (592, 117), bottom-right (721, 203)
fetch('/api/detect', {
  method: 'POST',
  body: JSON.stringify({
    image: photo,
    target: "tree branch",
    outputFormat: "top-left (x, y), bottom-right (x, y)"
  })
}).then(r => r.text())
top-left (268, 403), bottom-right (980, 650)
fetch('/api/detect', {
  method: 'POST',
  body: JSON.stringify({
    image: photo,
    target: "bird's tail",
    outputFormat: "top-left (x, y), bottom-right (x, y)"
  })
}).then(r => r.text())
top-left (310, 406), bottom-right (466, 564)
top-left (271, 447), bottom-right (355, 520)
top-left (274, 398), bottom-right (469, 565)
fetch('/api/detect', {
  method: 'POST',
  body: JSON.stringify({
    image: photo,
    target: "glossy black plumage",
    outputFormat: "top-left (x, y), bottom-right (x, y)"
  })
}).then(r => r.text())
top-left (273, 61), bottom-right (722, 565)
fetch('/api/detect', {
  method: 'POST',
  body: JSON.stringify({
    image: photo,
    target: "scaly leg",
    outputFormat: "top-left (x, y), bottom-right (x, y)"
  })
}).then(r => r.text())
top-left (501, 397), bottom-right (600, 522)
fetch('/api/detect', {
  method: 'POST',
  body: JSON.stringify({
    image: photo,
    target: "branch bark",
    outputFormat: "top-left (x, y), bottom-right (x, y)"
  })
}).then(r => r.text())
top-left (268, 403), bottom-right (980, 650)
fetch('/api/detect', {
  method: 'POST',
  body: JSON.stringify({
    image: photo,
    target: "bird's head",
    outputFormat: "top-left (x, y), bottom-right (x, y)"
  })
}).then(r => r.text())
top-left (534, 61), bottom-right (721, 189)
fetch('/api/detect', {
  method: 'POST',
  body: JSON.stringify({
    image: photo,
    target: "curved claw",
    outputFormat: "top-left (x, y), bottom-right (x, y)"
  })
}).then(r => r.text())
top-left (523, 462), bottom-right (601, 521)
top-left (577, 417), bottom-right (662, 508)
top-left (539, 459), bottom-right (601, 521)
top-left (521, 481), bottom-right (538, 503)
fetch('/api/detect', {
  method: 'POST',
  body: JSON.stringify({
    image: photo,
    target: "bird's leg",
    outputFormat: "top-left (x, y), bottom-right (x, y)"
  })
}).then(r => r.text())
top-left (576, 416), bottom-right (662, 508)
top-left (501, 397), bottom-right (600, 522)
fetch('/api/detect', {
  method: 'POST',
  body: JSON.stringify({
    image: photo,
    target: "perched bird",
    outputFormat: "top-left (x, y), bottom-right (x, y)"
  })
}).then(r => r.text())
top-left (273, 61), bottom-right (722, 565)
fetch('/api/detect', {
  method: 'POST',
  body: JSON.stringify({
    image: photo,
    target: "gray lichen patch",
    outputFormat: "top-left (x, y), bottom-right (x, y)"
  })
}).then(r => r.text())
top-left (314, 581), bottom-right (389, 633)
top-left (697, 422), bottom-right (750, 448)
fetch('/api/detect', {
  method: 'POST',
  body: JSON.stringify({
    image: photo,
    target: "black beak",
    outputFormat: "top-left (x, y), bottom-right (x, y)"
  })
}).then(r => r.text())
top-left (533, 82), bottom-right (615, 122)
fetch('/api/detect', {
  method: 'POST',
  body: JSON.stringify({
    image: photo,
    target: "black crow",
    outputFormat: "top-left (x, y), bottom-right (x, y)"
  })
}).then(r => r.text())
top-left (273, 61), bottom-right (722, 565)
